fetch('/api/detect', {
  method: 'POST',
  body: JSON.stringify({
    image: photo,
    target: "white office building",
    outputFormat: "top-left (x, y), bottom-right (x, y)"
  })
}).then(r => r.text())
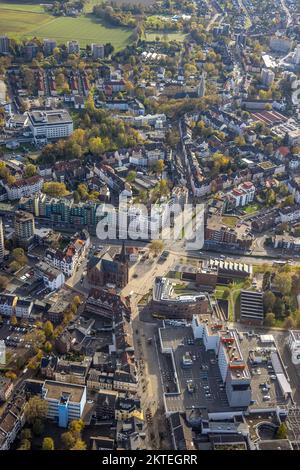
top-left (25, 109), bottom-right (73, 143)
top-left (42, 380), bottom-right (86, 428)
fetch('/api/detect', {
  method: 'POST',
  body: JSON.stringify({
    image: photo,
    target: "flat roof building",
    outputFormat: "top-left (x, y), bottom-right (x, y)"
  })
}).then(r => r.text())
top-left (152, 277), bottom-right (208, 320)
top-left (240, 290), bottom-right (264, 325)
top-left (25, 109), bottom-right (73, 143)
top-left (42, 380), bottom-right (86, 428)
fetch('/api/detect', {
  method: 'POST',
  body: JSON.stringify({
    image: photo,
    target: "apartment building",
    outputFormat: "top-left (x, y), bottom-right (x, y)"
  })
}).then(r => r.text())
top-left (54, 357), bottom-right (92, 385)
top-left (227, 182), bottom-right (255, 208)
top-left (0, 397), bottom-right (26, 450)
top-left (4, 176), bottom-right (43, 200)
top-left (0, 36), bottom-right (10, 55)
top-left (0, 295), bottom-right (16, 317)
top-left (15, 299), bottom-right (33, 318)
top-left (36, 261), bottom-right (65, 291)
top-left (91, 43), bottom-right (104, 60)
top-left (43, 39), bottom-right (57, 56)
top-left (14, 210), bottom-right (35, 245)
top-left (46, 236), bottom-right (88, 277)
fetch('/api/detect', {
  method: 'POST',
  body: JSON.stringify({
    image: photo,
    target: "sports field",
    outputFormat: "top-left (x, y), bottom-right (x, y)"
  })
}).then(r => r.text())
top-left (0, 1), bottom-right (132, 49)
top-left (144, 31), bottom-right (187, 42)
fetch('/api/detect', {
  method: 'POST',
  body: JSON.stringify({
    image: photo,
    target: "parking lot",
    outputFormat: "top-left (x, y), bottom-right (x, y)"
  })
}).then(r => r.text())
top-left (238, 333), bottom-right (290, 408)
top-left (159, 326), bottom-right (230, 414)
top-left (0, 322), bottom-right (33, 368)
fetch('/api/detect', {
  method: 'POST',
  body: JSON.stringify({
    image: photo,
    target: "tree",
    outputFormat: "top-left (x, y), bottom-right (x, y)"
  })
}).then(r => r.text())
top-left (43, 320), bottom-right (54, 339)
top-left (73, 190), bottom-right (80, 204)
top-left (155, 179), bottom-right (170, 198)
top-left (25, 396), bottom-right (48, 425)
top-left (73, 296), bottom-right (81, 307)
top-left (21, 428), bottom-right (32, 441)
top-left (32, 418), bottom-right (44, 436)
top-left (5, 371), bottom-right (17, 381)
top-left (282, 194), bottom-right (295, 207)
top-left (153, 159), bottom-right (165, 177)
top-left (24, 164), bottom-right (37, 178)
top-left (12, 247), bottom-right (27, 266)
top-left (70, 439), bottom-right (87, 450)
top-left (43, 182), bottom-right (68, 198)
top-left (263, 291), bottom-right (276, 312)
top-left (10, 314), bottom-right (17, 326)
top-left (222, 288), bottom-right (230, 299)
top-left (69, 419), bottom-right (85, 438)
top-left (126, 171), bottom-right (137, 183)
top-left (276, 423), bottom-right (288, 439)
top-left (89, 137), bottom-right (104, 157)
top-left (0, 275), bottom-right (8, 291)
top-left (266, 188), bottom-right (276, 207)
top-left (42, 437), bottom-right (54, 450)
top-left (234, 135), bottom-right (246, 146)
top-left (273, 298), bottom-right (286, 318)
top-left (284, 316), bottom-right (295, 329)
top-left (71, 128), bottom-right (86, 147)
top-left (18, 438), bottom-right (31, 450)
top-left (61, 431), bottom-right (76, 449)
top-left (264, 312), bottom-right (276, 327)
top-left (149, 240), bottom-right (164, 256)
top-left (273, 272), bottom-right (292, 296)
top-left (77, 183), bottom-right (89, 201)
top-left (44, 341), bottom-right (52, 353)
top-left (292, 274), bottom-right (300, 295)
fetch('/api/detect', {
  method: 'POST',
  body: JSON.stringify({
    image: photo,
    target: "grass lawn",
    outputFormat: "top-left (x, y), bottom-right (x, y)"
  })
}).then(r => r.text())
top-left (28, 15), bottom-right (132, 49)
top-left (221, 215), bottom-right (239, 228)
top-left (243, 203), bottom-right (261, 214)
top-left (0, 8), bottom-right (52, 35)
top-left (0, 2), bottom-right (132, 50)
top-left (144, 31), bottom-right (186, 42)
top-left (0, 1), bottom-right (44, 12)
top-left (214, 279), bottom-right (249, 321)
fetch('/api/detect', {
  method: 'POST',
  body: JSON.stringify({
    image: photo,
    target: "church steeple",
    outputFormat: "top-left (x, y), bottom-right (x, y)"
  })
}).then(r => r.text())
top-left (119, 240), bottom-right (127, 263)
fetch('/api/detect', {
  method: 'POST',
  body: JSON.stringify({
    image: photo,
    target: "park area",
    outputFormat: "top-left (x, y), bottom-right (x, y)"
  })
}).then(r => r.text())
top-left (0, 1), bottom-right (132, 49)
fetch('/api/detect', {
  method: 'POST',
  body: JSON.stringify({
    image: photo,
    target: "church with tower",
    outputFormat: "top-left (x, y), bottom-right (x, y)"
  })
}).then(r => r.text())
top-left (87, 242), bottom-right (129, 289)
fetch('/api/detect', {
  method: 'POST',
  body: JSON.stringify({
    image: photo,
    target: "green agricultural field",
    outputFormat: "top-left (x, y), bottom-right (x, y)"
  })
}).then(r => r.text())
top-left (0, 1), bottom-right (133, 50)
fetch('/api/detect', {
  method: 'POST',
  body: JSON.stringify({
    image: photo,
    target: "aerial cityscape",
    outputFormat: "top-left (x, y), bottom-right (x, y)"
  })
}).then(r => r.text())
top-left (0, 0), bottom-right (300, 455)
